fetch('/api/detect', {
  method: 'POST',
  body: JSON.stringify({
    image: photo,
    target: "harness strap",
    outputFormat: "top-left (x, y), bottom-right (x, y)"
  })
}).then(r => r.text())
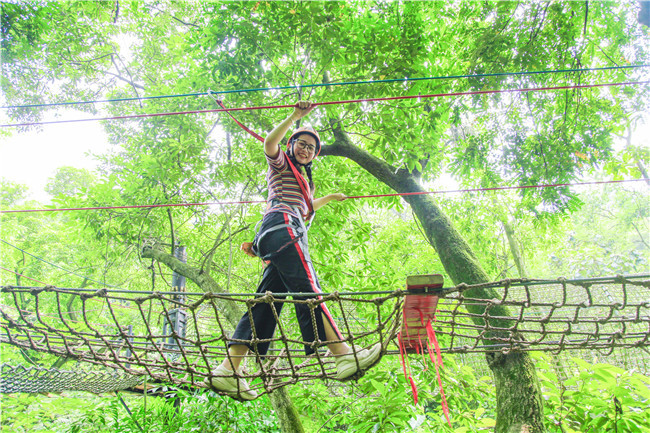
top-left (253, 222), bottom-right (305, 261)
top-left (284, 157), bottom-right (315, 220)
top-left (254, 223), bottom-right (294, 249)
top-left (266, 199), bottom-right (312, 228)
top-left (211, 96), bottom-right (265, 143)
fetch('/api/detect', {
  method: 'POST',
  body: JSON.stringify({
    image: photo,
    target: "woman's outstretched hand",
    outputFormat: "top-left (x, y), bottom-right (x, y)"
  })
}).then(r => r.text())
top-left (329, 193), bottom-right (347, 202)
top-left (313, 193), bottom-right (348, 211)
top-left (291, 101), bottom-right (315, 121)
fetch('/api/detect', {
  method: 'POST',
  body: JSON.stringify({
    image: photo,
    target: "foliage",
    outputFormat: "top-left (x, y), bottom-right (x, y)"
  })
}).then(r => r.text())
top-left (2, 353), bottom-right (648, 432)
top-left (2, 1), bottom-right (650, 432)
top-left (521, 184), bottom-right (648, 278)
top-left (436, 181), bottom-right (650, 280)
top-left (45, 166), bottom-right (95, 198)
top-left (63, 389), bottom-right (281, 433)
top-left (1, 392), bottom-right (101, 433)
top-left (1, 389), bottom-right (282, 433)
top-left (3, 0), bottom-right (647, 290)
top-left (0, 178), bottom-right (28, 207)
top-left (534, 353), bottom-right (650, 432)
top-left (286, 354), bottom-right (492, 432)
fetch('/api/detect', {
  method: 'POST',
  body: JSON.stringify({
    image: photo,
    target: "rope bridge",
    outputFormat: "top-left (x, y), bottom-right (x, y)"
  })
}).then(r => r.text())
top-left (1, 275), bottom-right (648, 397)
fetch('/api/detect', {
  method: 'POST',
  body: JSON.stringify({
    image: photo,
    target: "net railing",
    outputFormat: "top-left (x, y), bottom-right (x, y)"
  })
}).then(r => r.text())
top-left (1, 275), bottom-right (647, 396)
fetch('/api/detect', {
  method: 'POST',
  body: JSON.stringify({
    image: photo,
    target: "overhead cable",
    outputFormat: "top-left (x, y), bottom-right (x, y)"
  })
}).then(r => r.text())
top-left (0, 239), bottom-right (120, 288)
top-left (2, 64), bottom-right (647, 110)
top-left (2, 80), bottom-right (648, 128)
top-left (1, 179), bottom-right (645, 214)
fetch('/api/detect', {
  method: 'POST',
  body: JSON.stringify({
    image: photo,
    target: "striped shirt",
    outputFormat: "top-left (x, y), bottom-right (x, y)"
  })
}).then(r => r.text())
top-left (265, 150), bottom-right (311, 218)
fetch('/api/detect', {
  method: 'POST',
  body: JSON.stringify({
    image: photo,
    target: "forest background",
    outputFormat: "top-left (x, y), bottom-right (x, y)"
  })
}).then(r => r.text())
top-left (1, 1), bottom-right (649, 432)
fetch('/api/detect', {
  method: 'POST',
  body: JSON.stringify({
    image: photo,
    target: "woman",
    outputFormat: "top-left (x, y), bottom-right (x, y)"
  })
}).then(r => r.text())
top-left (209, 101), bottom-right (381, 400)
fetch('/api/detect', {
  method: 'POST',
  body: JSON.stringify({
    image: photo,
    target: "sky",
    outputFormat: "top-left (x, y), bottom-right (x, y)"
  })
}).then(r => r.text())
top-left (0, 113), bottom-right (110, 204)
top-left (0, 84), bottom-right (648, 209)
top-left (1, 108), bottom-right (648, 207)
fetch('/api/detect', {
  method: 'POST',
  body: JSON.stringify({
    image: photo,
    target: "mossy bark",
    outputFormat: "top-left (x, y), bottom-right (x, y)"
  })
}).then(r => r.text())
top-left (490, 351), bottom-right (545, 433)
top-left (270, 387), bottom-right (306, 433)
top-left (324, 122), bottom-right (546, 433)
top-left (142, 244), bottom-right (305, 433)
top-left (502, 219), bottom-right (527, 278)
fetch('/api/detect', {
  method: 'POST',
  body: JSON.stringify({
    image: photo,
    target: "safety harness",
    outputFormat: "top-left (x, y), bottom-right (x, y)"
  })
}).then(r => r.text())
top-left (212, 97), bottom-right (315, 259)
top-left (216, 97), bottom-right (451, 422)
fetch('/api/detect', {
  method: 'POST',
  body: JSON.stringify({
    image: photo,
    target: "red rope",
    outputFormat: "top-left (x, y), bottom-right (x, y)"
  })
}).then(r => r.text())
top-left (346, 179), bottom-right (647, 199)
top-left (2, 81), bottom-right (647, 128)
top-left (0, 199), bottom-right (266, 214)
top-left (0, 265), bottom-right (49, 285)
top-left (0, 179), bottom-right (644, 214)
top-left (213, 98), bottom-right (266, 142)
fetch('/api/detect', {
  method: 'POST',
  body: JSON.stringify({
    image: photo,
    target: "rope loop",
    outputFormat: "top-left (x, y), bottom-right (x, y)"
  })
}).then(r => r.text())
top-left (309, 340), bottom-right (322, 351)
top-left (200, 292), bottom-right (220, 302)
top-left (306, 298), bottom-right (318, 308)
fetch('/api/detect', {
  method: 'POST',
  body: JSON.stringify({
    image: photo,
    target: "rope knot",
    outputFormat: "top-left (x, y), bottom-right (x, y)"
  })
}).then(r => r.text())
top-left (328, 291), bottom-right (341, 301)
top-left (80, 288), bottom-right (108, 300)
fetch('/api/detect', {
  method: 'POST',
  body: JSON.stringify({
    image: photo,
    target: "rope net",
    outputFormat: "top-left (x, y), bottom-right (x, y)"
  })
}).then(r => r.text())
top-left (0, 364), bottom-right (143, 394)
top-left (1, 275), bottom-right (648, 397)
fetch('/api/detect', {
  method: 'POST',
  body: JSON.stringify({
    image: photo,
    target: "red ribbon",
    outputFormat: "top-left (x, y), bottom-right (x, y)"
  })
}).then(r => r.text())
top-left (397, 294), bottom-right (451, 428)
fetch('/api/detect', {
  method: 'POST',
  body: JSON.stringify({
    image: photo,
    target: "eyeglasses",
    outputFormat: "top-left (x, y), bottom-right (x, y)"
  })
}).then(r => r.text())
top-left (295, 139), bottom-right (316, 153)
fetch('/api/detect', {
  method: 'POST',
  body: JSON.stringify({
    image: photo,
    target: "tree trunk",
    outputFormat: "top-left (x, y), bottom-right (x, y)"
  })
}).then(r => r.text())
top-left (501, 217), bottom-right (572, 411)
top-left (141, 244), bottom-right (305, 433)
top-left (639, 0), bottom-right (650, 27)
top-left (324, 122), bottom-right (546, 433)
top-left (502, 219), bottom-right (527, 278)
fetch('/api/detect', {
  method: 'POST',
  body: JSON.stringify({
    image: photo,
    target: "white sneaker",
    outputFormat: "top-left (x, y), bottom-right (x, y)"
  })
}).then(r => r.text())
top-left (209, 364), bottom-right (258, 401)
top-left (334, 343), bottom-right (382, 380)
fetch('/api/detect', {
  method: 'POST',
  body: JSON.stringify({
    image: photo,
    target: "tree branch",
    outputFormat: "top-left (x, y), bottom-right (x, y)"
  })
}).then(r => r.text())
top-left (113, 0), bottom-right (120, 24)
top-left (141, 242), bottom-right (242, 325)
top-left (322, 119), bottom-right (415, 193)
top-left (631, 220), bottom-right (650, 249)
top-left (111, 53), bottom-right (143, 103)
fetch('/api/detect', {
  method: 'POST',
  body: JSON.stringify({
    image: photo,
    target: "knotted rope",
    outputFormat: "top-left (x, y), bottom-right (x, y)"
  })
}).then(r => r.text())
top-left (1, 275), bottom-right (648, 398)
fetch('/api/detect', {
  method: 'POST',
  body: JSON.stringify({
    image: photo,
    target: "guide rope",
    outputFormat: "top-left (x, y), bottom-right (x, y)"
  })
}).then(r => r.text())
top-left (0, 179), bottom-right (644, 215)
top-left (2, 81), bottom-right (648, 128)
top-left (3, 64), bottom-right (646, 110)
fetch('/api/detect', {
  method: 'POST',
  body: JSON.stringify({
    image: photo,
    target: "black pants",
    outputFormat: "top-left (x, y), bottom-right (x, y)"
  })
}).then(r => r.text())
top-left (230, 211), bottom-right (343, 356)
